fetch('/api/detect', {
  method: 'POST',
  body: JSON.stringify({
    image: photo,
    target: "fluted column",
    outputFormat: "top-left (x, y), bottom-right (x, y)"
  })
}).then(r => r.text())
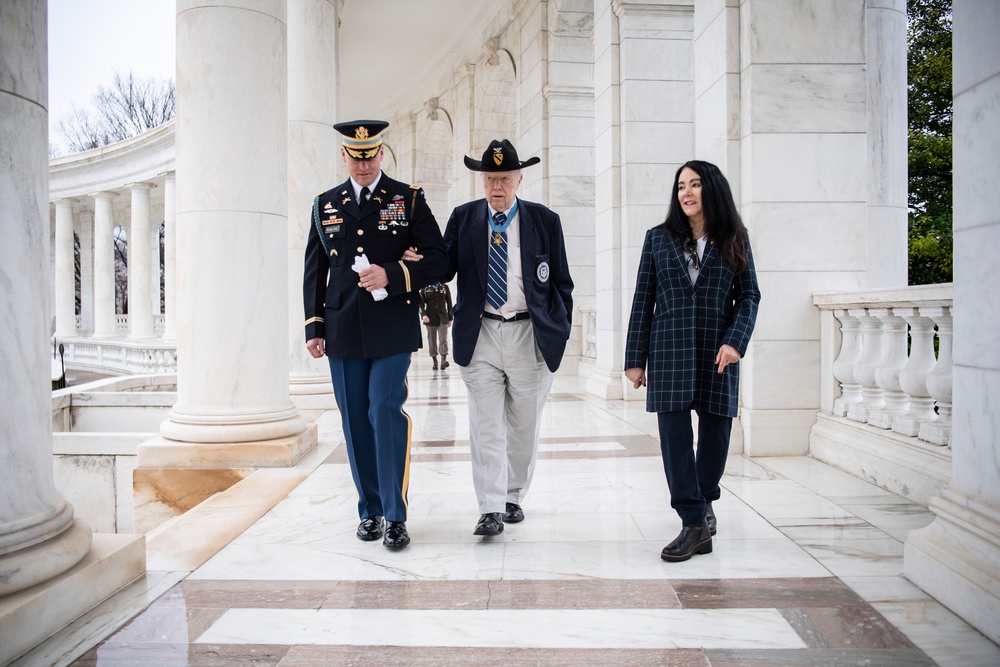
top-left (91, 191), bottom-right (117, 338)
top-left (0, 0), bottom-right (92, 598)
top-left (54, 199), bottom-right (77, 338)
top-left (128, 182), bottom-right (154, 339)
top-left (906, 2), bottom-right (1000, 641)
top-left (163, 173), bottom-right (177, 340)
top-left (286, 0), bottom-right (337, 416)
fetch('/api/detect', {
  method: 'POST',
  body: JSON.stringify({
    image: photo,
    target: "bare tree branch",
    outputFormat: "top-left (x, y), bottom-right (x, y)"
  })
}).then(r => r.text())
top-left (56, 69), bottom-right (174, 154)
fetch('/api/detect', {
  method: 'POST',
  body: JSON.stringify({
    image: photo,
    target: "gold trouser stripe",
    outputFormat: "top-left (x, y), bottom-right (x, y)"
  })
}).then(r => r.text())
top-left (398, 260), bottom-right (411, 292)
top-left (400, 376), bottom-right (412, 513)
top-left (304, 316), bottom-right (324, 325)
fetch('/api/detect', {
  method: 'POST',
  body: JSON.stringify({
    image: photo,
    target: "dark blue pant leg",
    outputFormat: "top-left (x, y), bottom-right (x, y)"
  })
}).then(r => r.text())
top-left (328, 357), bottom-right (383, 519)
top-left (694, 409), bottom-right (733, 504)
top-left (657, 410), bottom-right (706, 526)
top-left (368, 351), bottom-right (412, 523)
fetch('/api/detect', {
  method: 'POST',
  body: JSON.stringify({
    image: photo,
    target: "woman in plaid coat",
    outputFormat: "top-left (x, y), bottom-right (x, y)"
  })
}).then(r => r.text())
top-left (624, 160), bottom-right (760, 563)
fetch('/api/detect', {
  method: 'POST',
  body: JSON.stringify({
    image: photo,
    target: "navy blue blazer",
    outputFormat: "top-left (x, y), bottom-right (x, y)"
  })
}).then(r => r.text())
top-left (443, 198), bottom-right (574, 372)
top-left (303, 175), bottom-right (448, 358)
top-left (624, 227), bottom-right (760, 417)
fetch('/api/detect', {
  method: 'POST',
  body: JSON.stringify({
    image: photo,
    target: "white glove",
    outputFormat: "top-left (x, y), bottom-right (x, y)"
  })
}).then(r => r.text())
top-left (352, 254), bottom-right (388, 301)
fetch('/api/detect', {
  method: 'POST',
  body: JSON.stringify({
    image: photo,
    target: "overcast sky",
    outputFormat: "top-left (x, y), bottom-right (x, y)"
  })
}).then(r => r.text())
top-left (48, 0), bottom-right (175, 153)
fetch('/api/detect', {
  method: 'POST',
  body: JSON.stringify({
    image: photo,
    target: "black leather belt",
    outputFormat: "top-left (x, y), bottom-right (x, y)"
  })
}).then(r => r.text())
top-left (482, 311), bottom-right (530, 322)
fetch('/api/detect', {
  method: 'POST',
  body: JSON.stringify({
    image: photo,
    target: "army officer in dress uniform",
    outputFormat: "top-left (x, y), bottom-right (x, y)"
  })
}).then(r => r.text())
top-left (303, 120), bottom-right (448, 550)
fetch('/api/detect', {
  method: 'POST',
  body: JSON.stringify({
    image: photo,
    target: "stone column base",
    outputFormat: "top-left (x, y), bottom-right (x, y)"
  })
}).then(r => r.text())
top-left (740, 408), bottom-right (816, 456)
top-left (289, 387), bottom-right (338, 423)
top-left (905, 489), bottom-right (1000, 644)
top-left (584, 363), bottom-right (627, 401)
top-left (133, 424), bottom-right (318, 532)
top-left (0, 517), bottom-right (92, 597)
top-left (0, 530), bottom-right (144, 665)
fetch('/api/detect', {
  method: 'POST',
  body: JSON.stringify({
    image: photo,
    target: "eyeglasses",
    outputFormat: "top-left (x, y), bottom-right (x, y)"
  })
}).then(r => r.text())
top-left (684, 238), bottom-right (700, 270)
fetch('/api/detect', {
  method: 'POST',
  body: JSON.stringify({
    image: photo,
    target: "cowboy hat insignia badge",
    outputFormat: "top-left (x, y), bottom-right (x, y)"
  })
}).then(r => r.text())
top-left (493, 146), bottom-right (503, 166)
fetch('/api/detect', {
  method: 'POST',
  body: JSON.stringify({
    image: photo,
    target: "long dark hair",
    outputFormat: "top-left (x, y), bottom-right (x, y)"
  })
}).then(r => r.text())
top-left (660, 160), bottom-right (749, 273)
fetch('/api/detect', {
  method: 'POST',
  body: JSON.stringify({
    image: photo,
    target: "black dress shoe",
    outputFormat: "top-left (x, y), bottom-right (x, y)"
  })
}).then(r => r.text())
top-left (706, 502), bottom-right (717, 536)
top-left (660, 519), bottom-right (712, 562)
top-left (356, 516), bottom-right (385, 541)
top-left (504, 502), bottom-right (524, 523)
top-left (383, 521), bottom-right (410, 549)
top-left (474, 512), bottom-right (504, 536)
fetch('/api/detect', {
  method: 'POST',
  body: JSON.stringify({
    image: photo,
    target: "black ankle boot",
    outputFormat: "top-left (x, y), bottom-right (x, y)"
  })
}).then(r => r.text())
top-left (706, 502), bottom-right (717, 536)
top-left (660, 518), bottom-right (712, 562)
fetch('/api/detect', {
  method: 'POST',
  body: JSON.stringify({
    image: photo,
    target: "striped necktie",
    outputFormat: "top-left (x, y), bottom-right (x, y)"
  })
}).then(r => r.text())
top-left (487, 211), bottom-right (508, 310)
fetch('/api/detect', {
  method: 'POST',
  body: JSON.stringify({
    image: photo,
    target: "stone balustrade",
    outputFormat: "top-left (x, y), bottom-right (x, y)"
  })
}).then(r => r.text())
top-left (816, 284), bottom-right (952, 446)
top-left (810, 284), bottom-right (953, 506)
top-left (59, 338), bottom-right (177, 376)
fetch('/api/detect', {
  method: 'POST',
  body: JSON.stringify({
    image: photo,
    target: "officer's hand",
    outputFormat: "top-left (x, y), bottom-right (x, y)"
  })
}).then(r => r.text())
top-left (358, 264), bottom-right (388, 291)
top-left (402, 246), bottom-right (423, 262)
top-left (306, 338), bottom-right (325, 359)
top-left (422, 315), bottom-right (430, 323)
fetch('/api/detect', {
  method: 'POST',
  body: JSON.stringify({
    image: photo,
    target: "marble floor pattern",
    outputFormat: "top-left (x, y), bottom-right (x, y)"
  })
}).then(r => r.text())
top-left (20, 355), bottom-right (1000, 666)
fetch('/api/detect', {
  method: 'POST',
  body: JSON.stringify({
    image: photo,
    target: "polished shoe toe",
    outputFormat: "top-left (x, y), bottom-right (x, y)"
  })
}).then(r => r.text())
top-left (356, 516), bottom-right (385, 541)
top-left (503, 502), bottom-right (524, 523)
top-left (660, 519), bottom-right (712, 562)
top-left (474, 512), bottom-right (504, 536)
top-left (706, 502), bottom-right (717, 536)
top-left (383, 521), bottom-right (410, 549)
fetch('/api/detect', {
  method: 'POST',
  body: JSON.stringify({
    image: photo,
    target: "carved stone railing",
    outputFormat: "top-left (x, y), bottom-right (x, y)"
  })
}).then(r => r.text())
top-left (811, 284), bottom-right (953, 505)
top-left (59, 337), bottom-right (177, 375)
top-left (579, 304), bottom-right (597, 359)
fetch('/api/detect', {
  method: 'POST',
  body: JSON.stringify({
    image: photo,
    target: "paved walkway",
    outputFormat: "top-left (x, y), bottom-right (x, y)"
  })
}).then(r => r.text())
top-left (21, 355), bottom-right (1000, 666)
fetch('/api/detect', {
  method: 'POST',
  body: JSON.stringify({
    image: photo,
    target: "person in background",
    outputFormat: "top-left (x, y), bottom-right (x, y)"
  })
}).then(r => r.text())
top-left (420, 281), bottom-right (453, 370)
top-left (303, 119), bottom-right (447, 550)
top-left (624, 159), bottom-right (760, 562)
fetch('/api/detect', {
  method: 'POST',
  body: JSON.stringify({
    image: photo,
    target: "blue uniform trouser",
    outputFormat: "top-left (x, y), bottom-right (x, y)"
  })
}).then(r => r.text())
top-left (657, 408), bottom-right (733, 526)
top-left (328, 352), bottom-right (412, 522)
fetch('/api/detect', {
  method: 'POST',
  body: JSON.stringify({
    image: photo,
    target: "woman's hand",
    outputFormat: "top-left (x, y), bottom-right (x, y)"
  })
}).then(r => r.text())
top-left (624, 367), bottom-right (646, 389)
top-left (715, 344), bottom-right (741, 374)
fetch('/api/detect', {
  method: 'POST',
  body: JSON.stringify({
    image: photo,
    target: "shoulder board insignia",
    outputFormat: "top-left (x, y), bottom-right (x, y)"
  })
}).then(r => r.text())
top-left (409, 184), bottom-right (421, 190)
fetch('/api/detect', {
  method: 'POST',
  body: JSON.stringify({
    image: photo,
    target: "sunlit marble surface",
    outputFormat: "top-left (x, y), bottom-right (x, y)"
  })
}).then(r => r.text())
top-left (26, 356), bottom-right (999, 666)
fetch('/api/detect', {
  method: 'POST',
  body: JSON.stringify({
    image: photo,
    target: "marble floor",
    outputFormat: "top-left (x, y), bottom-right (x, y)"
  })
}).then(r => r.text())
top-left (19, 355), bottom-right (1000, 666)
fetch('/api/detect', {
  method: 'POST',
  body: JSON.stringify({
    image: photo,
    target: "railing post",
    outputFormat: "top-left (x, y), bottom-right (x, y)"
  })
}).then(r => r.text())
top-left (894, 307), bottom-right (938, 436)
top-left (832, 309), bottom-right (864, 416)
top-left (919, 306), bottom-right (953, 446)
top-left (848, 309), bottom-right (886, 422)
top-left (868, 308), bottom-right (909, 429)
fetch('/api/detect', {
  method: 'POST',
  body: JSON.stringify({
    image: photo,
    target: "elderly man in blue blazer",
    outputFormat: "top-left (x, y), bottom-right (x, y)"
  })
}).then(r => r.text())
top-left (440, 140), bottom-right (574, 537)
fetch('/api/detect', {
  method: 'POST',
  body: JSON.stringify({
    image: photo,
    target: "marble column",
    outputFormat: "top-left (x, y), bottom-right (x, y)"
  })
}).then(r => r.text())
top-left (737, 0), bottom-right (869, 454)
top-left (286, 0), bottom-right (337, 418)
top-left (1, 11), bottom-right (144, 660)
top-left (54, 199), bottom-right (77, 338)
top-left (905, 0), bottom-right (1000, 643)
top-left (91, 191), bottom-right (117, 338)
top-left (589, 0), bottom-right (694, 400)
top-left (128, 182), bottom-right (155, 339)
top-left (865, 0), bottom-right (908, 287)
top-left (140, 0), bottom-right (314, 531)
top-left (533, 0), bottom-right (595, 376)
top-left (163, 173), bottom-right (176, 340)
top-left (78, 210), bottom-right (95, 334)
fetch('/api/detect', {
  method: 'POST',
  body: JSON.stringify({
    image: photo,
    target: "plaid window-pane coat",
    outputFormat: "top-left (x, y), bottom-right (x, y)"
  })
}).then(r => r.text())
top-left (624, 227), bottom-right (761, 417)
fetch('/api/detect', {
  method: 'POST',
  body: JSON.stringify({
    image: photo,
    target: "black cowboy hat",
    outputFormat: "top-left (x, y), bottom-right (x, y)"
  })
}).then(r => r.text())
top-left (463, 139), bottom-right (540, 172)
